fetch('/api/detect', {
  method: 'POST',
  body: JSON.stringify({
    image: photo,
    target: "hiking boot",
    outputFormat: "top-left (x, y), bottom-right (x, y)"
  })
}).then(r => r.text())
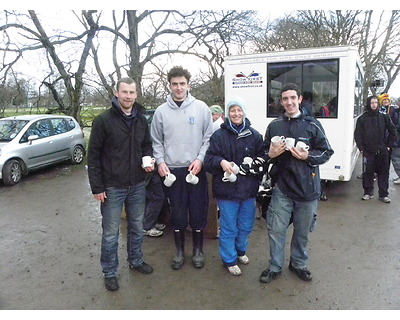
top-left (238, 255), bottom-right (249, 265)
top-left (259, 269), bottom-right (281, 283)
top-left (129, 262), bottom-right (153, 274)
top-left (144, 228), bottom-right (163, 237)
top-left (289, 262), bottom-right (312, 281)
top-left (104, 277), bottom-right (119, 291)
top-left (227, 265), bottom-right (242, 276)
top-left (378, 196), bottom-right (391, 203)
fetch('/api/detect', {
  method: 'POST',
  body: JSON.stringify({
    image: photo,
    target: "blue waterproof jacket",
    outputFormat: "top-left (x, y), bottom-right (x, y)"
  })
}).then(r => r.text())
top-left (264, 113), bottom-right (334, 202)
top-left (204, 118), bottom-right (264, 201)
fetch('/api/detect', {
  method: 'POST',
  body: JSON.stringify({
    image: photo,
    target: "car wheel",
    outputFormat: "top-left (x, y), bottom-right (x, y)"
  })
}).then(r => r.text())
top-left (71, 145), bottom-right (84, 164)
top-left (2, 159), bottom-right (22, 186)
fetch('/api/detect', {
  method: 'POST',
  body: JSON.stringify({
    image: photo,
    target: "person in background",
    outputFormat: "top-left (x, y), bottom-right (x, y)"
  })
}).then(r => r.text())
top-left (379, 93), bottom-right (400, 185)
top-left (151, 66), bottom-right (213, 270)
top-left (300, 91), bottom-right (314, 116)
top-left (210, 105), bottom-right (224, 133)
top-left (254, 83), bottom-right (333, 284)
top-left (205, 97), bottom-right (264, 276)
top-left (355, 95), bottom-right (397, 203)
top-left (143, 170), bottom-right (166, 237)
top-left (88, 78), bottom-right (154, 292)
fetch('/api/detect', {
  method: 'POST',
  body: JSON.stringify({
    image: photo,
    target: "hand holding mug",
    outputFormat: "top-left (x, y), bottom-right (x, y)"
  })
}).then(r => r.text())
top-left (142, 156), bottom-right (155, 168)
top-left (285, 137), bottom-right (295, 150)
top-left (164, 173), bottom-right (177, 187)
top-left (222, 171), bottom-right (237, 183)
top-left (186, 171), bottom-right (199, 185)
top-left (296, 141), bottom-right (310, 152)
top-left (271, 135), bottom-right (285, 145)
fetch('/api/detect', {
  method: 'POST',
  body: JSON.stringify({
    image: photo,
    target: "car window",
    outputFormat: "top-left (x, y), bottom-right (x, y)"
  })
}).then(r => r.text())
top-left (51, 118), bottom-right (70, 135)
top-left (0, 120), bottom-right (29, 141)
top-left (20, 119), bottom-right (51, 142)
top-left (66, 118), bottom-right (76, 130)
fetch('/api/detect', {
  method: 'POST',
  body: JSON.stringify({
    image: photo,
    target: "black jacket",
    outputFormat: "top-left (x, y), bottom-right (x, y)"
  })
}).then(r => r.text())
top-left (87, 97), bottom-right (153, 194)
top-left (204, 118), bottom-right (264, 201)
top-left (354, 110), bottom-right (397, 153)
top-left (264, 113), bottom-right (334, 201)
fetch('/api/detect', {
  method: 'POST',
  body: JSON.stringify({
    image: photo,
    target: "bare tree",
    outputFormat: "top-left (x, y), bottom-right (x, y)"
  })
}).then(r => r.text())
top-left (1, 10), bottom-right (99, 122)
top-left (253, 10), bottom-right (400, 96)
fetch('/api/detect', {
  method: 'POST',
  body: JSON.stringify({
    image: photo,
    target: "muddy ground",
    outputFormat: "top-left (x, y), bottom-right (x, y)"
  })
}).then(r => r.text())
top-left (0, 158), bottom-right (400, 311)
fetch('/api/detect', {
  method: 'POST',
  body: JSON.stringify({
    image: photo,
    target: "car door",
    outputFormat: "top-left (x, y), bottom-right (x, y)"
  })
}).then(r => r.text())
top-left (49, 118), bottom-right (74, 161)
top-left (22, 119), bottom-right (57, 169)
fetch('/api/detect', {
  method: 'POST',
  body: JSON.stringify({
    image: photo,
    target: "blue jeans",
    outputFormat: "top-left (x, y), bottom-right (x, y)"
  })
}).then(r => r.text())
top-left (218, 198), bottom-right (256, 266)
top-left (100, 182), bottom-right (146, 278)
top-left (266, 186), bottom-right (318, 272)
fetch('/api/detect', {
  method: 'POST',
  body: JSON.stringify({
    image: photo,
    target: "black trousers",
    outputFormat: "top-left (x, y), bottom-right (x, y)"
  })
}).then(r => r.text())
top-left (163, 167), bottom-right (209, 230)
top-left (362, 150), bottom-right (390, 198)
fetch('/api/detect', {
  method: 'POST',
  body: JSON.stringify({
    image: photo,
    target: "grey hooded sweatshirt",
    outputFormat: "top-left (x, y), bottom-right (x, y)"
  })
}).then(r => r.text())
top-left (151, 93), bottom-right (213, 168)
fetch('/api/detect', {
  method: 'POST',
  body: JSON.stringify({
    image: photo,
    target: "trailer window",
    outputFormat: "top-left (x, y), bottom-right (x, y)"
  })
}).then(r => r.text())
top-left (267, 59), bottom-right (339, 118)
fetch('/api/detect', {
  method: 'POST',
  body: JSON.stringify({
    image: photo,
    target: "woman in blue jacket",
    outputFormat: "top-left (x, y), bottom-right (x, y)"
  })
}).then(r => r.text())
top-left (205, 97), bottom-right (264, 276)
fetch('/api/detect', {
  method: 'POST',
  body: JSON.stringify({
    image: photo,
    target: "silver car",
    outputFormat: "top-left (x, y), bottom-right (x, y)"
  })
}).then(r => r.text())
top-left (0, 114), bottom-right (86, 186)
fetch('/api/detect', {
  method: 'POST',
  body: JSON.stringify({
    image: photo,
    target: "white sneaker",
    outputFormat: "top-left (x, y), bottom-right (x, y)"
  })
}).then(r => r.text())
top-left (394, 178), bottom-right (400, 185)
top-left (155, 223), bottom-right (166, 231)
top-left (362, 194), bottom-right (373, 200)
top-left (238, 255), bottom-right (249, 264)
top-left (227, 265), bottom-right (242, 276)
top-left (378, 196), bottom-right (391, 203)
top-left (144, 228), bottom-right (163, 237)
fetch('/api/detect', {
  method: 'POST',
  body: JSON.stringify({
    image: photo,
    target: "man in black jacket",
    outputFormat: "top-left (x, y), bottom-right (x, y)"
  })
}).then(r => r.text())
top-left (88, 78), bottom-right (155, 291)
top-left (354, 95), bottom-right (397, 203)
top-left (257, 83), bottom-right (333, 284)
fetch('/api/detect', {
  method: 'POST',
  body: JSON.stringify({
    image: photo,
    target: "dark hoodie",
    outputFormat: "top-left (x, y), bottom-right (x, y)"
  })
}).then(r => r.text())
top-left (87, 96), bottom-right (153, 194)
top-left (354, 96), bottom-right (397, 153)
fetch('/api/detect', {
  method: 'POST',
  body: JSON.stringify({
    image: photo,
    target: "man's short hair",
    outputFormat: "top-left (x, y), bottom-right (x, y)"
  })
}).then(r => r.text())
top-left (116, 77), bottom-right (136, 91)
top-left (281, 83), bottom-right (301, 97)
top-left (167, 66), bottom-right (191, 84)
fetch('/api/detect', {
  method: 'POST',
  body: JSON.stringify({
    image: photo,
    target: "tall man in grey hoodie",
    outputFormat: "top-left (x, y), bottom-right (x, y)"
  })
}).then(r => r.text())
top-left (151, 66), bottom-right (213, 270)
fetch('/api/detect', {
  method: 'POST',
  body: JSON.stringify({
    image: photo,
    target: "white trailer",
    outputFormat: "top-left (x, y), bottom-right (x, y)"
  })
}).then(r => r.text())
top-left (224, 46), bottom-right (365, 182)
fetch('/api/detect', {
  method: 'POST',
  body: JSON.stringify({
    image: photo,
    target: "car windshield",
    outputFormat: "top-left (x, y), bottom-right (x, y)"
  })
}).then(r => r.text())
top-left (0, 120), bottom-right (29, 142)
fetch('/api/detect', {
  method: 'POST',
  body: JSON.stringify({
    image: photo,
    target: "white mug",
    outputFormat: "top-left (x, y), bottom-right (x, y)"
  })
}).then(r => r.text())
top-left (142, 156), bottom-right (155, 168)
top-left (271, 135), bottom-right (285, 145)
top-left (186, 172), bottom-right (199, 185)
top-left (222, 171), bottom-right (237, 183)
top-left (230, 162), bottom-right (240, 175)
top-left (296, 141), bottom-right (310, 151)
top-left (164, 173), bottom-right (176, 187)
top-left (285, 137), bottom-right (296, 150)
top-left (242, 157), bottom-right (253, 165)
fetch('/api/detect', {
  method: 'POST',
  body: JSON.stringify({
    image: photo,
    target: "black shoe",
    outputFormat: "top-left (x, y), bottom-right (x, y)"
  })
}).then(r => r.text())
top-left (259, 269), bottom-right (281, 283)
top-left (129, 262), bottom-right (153, 274)
top-left (104, 277), bottom-right (119, 291)
top-left (289, 262), bottom-right (312, 281)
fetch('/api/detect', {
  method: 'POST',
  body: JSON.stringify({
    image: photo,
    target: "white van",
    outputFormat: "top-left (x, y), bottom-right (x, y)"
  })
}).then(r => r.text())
top-left (224, 46), bottom-right (364, 182)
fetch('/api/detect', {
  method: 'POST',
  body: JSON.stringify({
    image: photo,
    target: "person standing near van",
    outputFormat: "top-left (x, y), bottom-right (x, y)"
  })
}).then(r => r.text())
top-left (151, 66), bottom-right (213, 270)
top-left (205, 97), bottom-right (264, 276)
top-left (88, 78), bottom-right (155, 291)
top-left (254, 83), bottom-right (333, 284)
top-left (355, 95), bottom-right (397, 203)
top-left (378, 93), bottom-right (400, 185)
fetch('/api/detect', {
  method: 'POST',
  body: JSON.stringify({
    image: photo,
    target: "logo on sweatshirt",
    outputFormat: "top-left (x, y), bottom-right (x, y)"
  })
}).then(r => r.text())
top-left (189, 116), bottom-right (195, 124)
